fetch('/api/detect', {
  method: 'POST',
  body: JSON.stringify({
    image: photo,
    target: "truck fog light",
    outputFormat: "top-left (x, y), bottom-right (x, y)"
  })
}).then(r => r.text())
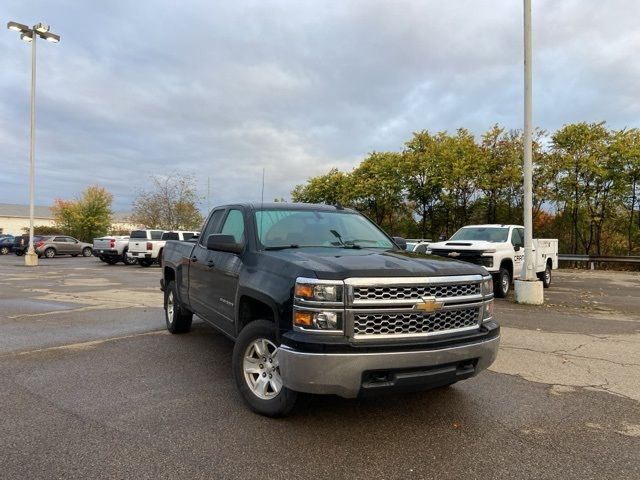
top-left (482, 301), bottom-right (494, 322)
top-left (294, 311), bottom-right (313, 326)
top-left (313, 311), bottom-right (339, 329)
top-left (481, 276), bottom-right (493, 296)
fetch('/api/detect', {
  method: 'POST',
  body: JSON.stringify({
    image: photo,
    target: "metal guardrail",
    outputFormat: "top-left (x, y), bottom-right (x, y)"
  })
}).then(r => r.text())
top-left (558, 254), bottom-right (640, 268)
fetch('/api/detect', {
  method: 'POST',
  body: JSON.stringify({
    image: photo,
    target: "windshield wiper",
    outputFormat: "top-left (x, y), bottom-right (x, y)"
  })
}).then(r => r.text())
top-left (330, 230), bottom-right (362, 249)
top-left (264, 244), bottom-right (299, 250)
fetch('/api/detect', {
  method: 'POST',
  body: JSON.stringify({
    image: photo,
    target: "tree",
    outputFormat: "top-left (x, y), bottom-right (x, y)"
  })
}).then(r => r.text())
top-left (402, 130), bottom-right (445, 239)
top-left (291, 168), bottom-right (352, 206)
top-left (51, 186), bottom-right (113, 242)
top-left (130, 173), bottom-right (203, 230)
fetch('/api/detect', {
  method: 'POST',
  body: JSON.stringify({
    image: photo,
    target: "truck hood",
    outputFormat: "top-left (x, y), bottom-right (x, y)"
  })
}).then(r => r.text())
top-left (428, 240), bottom-right (500, 251)
top-left (263, 247), bottom-right (486, 280)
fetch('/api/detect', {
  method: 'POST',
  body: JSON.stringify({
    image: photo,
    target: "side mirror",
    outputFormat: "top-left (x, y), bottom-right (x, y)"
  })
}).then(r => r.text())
top-left (514, 244), bottom-right (521, 252)
top-left (439, 235), bottom-right (447, 241)
top-left (206, 234), bottom-right (243, 254)
top-left (392, 236), bottom-right (407, 250)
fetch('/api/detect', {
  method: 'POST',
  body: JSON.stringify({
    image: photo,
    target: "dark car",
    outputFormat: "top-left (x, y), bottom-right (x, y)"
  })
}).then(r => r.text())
top-left (12, 235), bottom-right (44, 256)
top-left (0, 236), bottom-right (15, 255)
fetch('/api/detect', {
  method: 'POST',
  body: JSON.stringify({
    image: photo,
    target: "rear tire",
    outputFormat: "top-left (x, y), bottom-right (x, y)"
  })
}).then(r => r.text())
top-left (164, 281), bottom-right (192, 334)
top-left (138, 258), bottom-right (152, 267)
top-left (538, 264), bottom-right (552, 288)
top-left (71, 254), bottom-right (79, 257)
top-left (0, 246), bottom-right (9, 255)
top-left (15, 250), bottom-right (24, 257)
top-left (98, 255), bottom-right (107, 262)
top-left (105, 257), bottom-right (119, 265)
top-left (122, 251), bottom-right (137, 265)
top-left (82, 247), bottom-right (92, 257)
top-left (232, 320), bottom-right (297, 417)
top-left (493, 268), bottom-right (510, 298)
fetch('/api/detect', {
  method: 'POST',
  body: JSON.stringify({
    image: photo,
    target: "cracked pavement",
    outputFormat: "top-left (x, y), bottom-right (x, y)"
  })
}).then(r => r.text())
top-left (0, 257), bottom-right (638, 479)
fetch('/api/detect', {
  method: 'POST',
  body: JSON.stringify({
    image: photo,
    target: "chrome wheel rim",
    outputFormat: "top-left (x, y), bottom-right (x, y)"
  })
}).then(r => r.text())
top-left (45, 249), bottom-right (54, 258)
top-left (545, 268), bottom-right (551, 284)
top-left (502, 273), bottom-right (509, 293)
top-left (243, 339), bottom-right (282, 400)
top-left (166, 290), bottom-right (174, 323)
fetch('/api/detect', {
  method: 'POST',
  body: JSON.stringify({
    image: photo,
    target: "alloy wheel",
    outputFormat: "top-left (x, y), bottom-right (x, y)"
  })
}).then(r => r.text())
top-left (243, 339), bottom-right (282, 400)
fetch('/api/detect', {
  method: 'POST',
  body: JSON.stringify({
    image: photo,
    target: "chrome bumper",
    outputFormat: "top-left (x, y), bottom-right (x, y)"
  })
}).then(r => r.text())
top-left (278, 335), bottom-right (500, 398)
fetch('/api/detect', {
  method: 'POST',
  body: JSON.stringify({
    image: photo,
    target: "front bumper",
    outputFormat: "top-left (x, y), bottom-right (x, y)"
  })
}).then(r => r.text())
top-left (278, 332), bottom-right (500, 398)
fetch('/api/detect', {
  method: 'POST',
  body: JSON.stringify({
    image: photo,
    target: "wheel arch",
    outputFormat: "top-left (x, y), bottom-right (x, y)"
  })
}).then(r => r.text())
top-left (236, 292), bottom-right (278, 338)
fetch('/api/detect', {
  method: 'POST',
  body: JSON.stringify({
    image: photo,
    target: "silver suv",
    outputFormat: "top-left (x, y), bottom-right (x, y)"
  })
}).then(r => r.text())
top-left (36, 235), bottom-right (93, 258)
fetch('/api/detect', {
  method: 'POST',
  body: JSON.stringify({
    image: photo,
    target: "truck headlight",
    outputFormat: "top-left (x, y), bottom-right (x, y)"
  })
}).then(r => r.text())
top-left (481, 276), bottom-right (493, 296)
top-left (294, 309), bottom-right (341, 330)
top-left (295, 280), bottom-right (343, 302)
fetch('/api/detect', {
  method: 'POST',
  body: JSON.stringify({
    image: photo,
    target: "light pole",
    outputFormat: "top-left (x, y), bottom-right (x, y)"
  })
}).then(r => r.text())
top-left (514, 0), bottom-right (543, 304)
top-left (7, 21), bottom-right (60, 267)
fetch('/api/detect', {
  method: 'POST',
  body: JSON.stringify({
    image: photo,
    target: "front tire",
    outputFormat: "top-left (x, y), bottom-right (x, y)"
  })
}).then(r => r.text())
top-left (493, 267), bottom-right (511, 298)
top-left (44, 248), bottom-right (56, 258)
top-left (164, 281), bottom-right (192, 333)
top-left (232, 320), bottom-right (297, 417)
top-left (538, 264), bottom-right (552, 288)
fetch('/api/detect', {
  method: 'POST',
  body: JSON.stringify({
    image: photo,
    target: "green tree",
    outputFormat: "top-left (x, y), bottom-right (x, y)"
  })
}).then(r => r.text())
top-left (130, 173), bottom-right (204, 230)
top-left (51, 186), bottom-right (113, 242)
top-left (350, 152), bottom-right (406, 230)
top-left (402, 130), bottom-right (445, 239)
top-left (291, 168), bottom-right (352, 206)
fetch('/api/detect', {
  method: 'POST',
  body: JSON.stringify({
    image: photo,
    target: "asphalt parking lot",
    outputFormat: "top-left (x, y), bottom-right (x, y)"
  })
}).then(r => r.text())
top-left (0, 255), bottom-right (638, 479)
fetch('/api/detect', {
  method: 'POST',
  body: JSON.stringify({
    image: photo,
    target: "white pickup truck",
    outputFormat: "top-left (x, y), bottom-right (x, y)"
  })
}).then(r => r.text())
top-left (127, 229), bottom-right (166, 267)
top-left (93, 235), bottom-right (137, 265)
top-left (425, 224), bottom-right (558, 298)
top-left (127, 230), bottom-right (198, 267)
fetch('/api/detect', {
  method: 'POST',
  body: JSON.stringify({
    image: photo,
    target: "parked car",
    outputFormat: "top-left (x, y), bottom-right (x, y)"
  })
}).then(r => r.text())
top-left (0, 236), bottom-right (15, 255)
top-left (34, 235), bottom-right (93, 258)
top-left (162, 203), bottom-right (498, 417)
top-left (93, 235), bottom-right (137, 265)
top-left (126, 229), bottom-right (165, 267)
top-left (12, 235), bottom-right (43, 256)
top-left (425, 224), bottom-right (559, 297)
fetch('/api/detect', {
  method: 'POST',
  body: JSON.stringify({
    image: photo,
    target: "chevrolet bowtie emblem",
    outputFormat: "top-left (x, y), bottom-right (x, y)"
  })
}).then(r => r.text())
top-left (448, 251), bottom-right (461, 257)
top-left (414, 297), bottom-right (444, 313)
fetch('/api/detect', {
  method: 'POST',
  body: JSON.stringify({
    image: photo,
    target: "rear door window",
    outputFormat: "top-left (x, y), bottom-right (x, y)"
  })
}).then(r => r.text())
top-left (150, 230), bottom-right (164, 240)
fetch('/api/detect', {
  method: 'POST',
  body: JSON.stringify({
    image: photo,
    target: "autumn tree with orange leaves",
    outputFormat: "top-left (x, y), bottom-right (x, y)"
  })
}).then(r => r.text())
top-left (51, 186), bottom-right (113, 242)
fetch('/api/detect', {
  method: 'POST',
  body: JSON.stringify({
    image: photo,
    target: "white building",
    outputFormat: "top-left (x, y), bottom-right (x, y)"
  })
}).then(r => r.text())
top-left (0, 203), bottom-right (139, 236)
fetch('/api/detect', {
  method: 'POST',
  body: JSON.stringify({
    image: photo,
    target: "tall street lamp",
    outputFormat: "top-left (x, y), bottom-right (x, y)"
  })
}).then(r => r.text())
top-left (7, 21), bottom-right (60, 267)
top-left (513, 1), bottom-right (543, 304)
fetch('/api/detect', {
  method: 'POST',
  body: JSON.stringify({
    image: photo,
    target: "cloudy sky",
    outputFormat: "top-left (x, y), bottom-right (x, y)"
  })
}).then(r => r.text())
top-left (1, 0), bottom-right (639, 211)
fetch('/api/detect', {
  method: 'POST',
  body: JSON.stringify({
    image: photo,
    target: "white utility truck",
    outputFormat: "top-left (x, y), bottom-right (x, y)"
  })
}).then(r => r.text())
top-left (425, 224), bottom-right (558, 298)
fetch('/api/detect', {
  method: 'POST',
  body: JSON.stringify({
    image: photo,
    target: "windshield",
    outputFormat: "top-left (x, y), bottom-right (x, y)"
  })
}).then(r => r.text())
top-left (449, 227), bottom-right (509, 242)
top-left (255, 209), bottom-right (394, 249)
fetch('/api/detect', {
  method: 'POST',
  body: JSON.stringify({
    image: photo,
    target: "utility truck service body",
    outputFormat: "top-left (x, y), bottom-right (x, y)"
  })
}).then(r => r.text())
top-left (426, 225), bottom-right (558, 297)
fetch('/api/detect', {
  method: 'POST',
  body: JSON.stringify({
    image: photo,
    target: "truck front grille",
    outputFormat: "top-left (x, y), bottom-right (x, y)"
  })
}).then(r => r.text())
top-left (353, 308), bottom-right (480, 337)
top-left (353, 283), bottom-right (479, 302)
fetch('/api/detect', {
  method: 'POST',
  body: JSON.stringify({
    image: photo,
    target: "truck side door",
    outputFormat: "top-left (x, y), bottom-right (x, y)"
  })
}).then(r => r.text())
top-left (188, 208), bottom-right (226, 322)
top-left (511, 227), bottom-right (525, 278)
top-left (207, 208), bottom-right (245, 333)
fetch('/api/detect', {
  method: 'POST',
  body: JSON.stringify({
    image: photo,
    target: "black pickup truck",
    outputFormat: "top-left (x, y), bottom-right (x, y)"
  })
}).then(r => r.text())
top-left (161, 203), bottom-right (499, 416)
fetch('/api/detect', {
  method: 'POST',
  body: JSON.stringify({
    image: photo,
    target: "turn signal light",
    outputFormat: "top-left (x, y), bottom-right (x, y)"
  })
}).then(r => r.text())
top-left (294, 311), bottom-right (313, 326)
top-left (295, 284), bottom-right (314, 298)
